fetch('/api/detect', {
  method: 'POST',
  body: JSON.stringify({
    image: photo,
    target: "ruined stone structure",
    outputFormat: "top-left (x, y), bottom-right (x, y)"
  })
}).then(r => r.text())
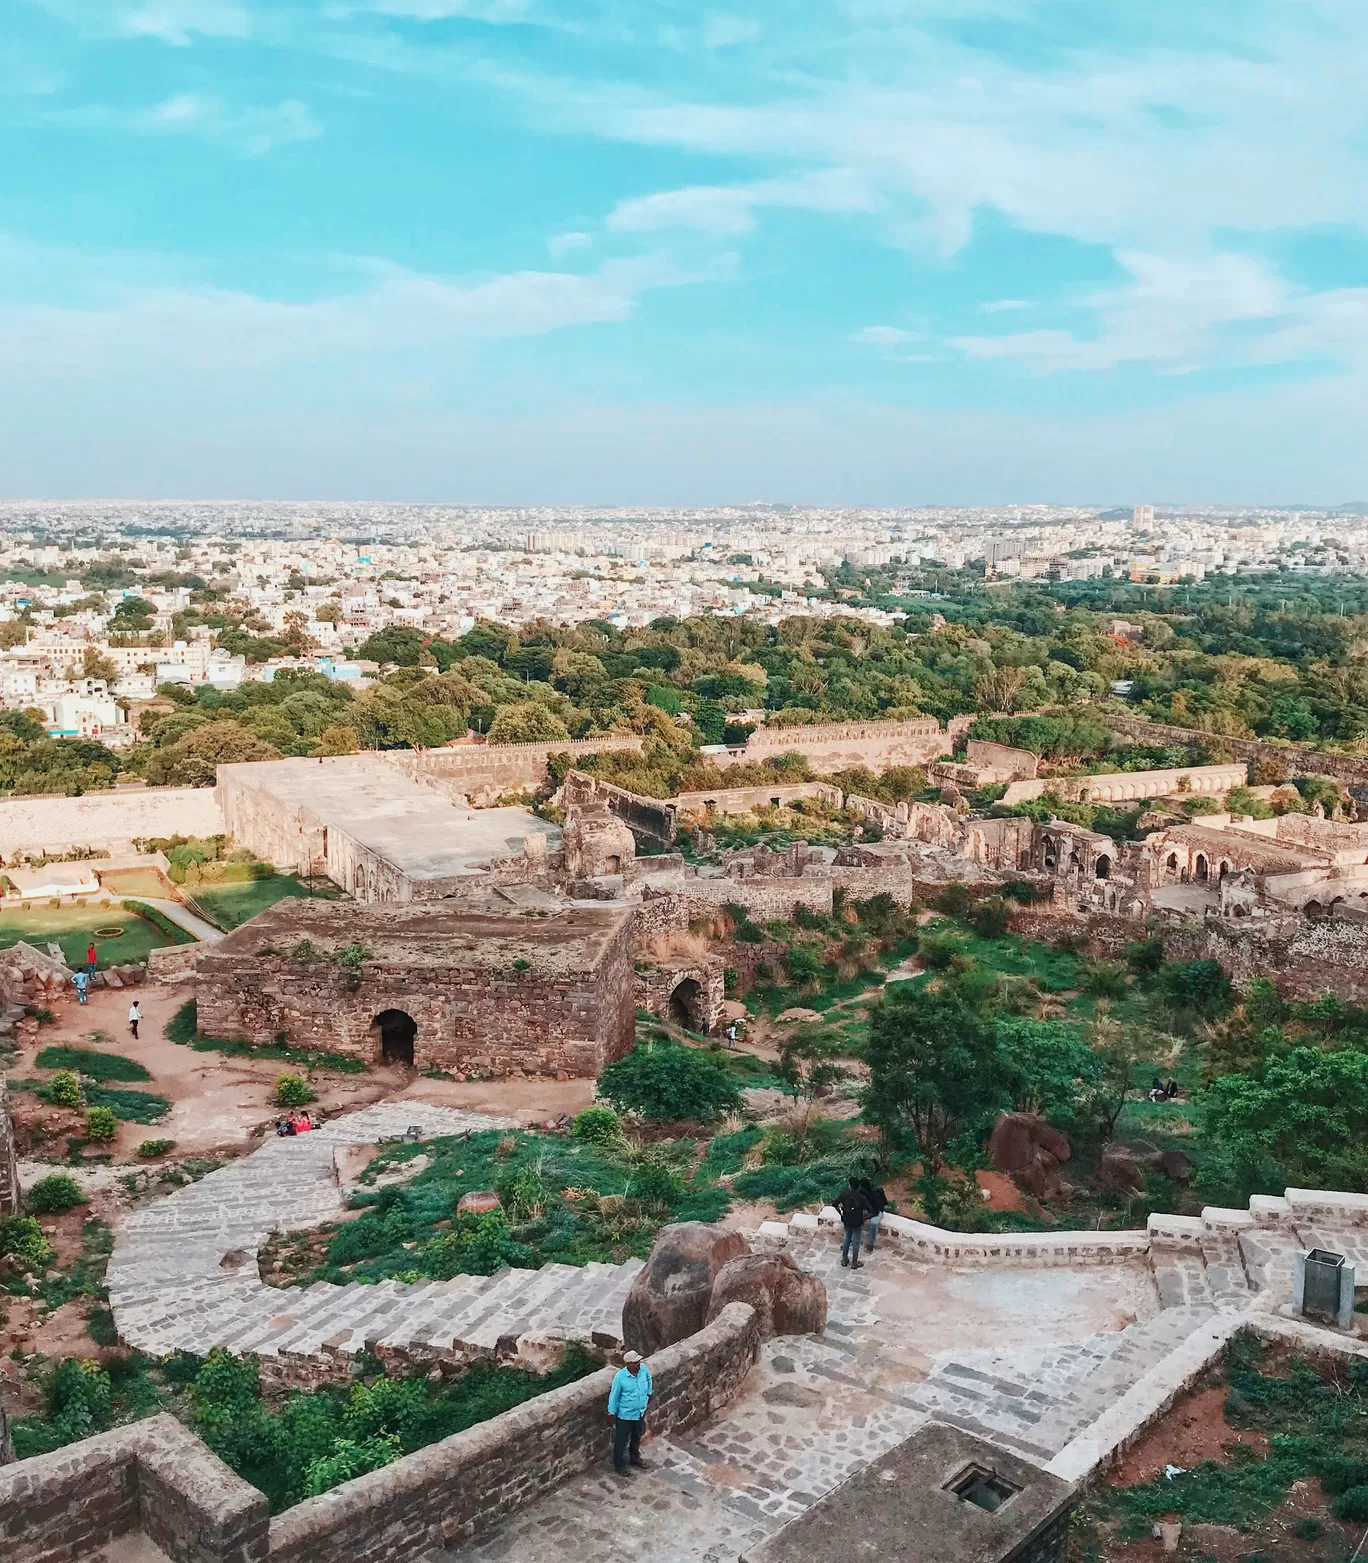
top-left (707, 716), bottom-right (963, 774)
top-left (217, 753), bottom-right (566, 903)
top-left (634, 956), bottom-right (727, 1033)
top-left (1001, 761), bottom-right (1247, 806)
top-left (1104, 711), bottom-right (1368, 792)
top-left (0, 1076), bottom-right (19, 1215)
top-left (672, 782), bottom-right (843, 818)
top-left (0, 784), bottom-right (226, 857)
top-left (929, 738), bottom-right (1040, 791)
top-left (196, 900), bottom-right (636, 1077)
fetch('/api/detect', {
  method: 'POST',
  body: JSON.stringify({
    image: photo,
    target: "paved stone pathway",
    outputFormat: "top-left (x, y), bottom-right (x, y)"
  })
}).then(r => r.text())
top-left (108, 1103), bottom-right (642, 1366)
top-left (129, 896), bottom-right (224, 942)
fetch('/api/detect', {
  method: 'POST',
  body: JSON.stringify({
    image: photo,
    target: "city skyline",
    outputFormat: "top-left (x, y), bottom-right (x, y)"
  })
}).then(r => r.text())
top-left (6, 1), bottom-right (1368, 501)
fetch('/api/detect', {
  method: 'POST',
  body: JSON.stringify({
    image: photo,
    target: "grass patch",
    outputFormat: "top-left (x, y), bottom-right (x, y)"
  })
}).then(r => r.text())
top-left (37, 1217), bottom-right (114, 1311)
top-left (298, 1127), bottom-right (735, 1286)
top-left (190, 875), bottom-right (337, 932)
top-left (1086, 1335), bottom-right (1368, 1542)
top-left (35, 1046), bottom-right (152, 1082)
top-left (0, 903), bottom-right (182, 968)
top-left (84, 1085), bottom-right (171, 1124)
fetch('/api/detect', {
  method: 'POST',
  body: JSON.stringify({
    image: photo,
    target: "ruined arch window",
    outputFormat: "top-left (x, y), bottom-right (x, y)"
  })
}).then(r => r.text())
top-left (1218, 861), bottom-right (1232, 880)
top-left (1094, 855), bottom-right (1112, 880)
top-left (1305, 899), bottom-right (1324, 921)
top-left (1166, 853), bottom-right (1179, 872)
top-left (373, 1009), bottom-right (417, 1067)
top-left (1194, 854), bottom-right (1209, 882)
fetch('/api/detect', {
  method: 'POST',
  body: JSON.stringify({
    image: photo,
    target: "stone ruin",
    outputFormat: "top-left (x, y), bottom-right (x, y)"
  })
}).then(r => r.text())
top-left (0, 1075), bottom-right (19, 1216)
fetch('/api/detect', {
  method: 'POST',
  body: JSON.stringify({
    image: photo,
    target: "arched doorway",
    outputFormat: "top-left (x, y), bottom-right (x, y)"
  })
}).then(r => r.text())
top-left (1094, 854), bottom-right (1111, 880)
top-left (1166, 853), bottom-right (1179, 875)
top-left (374, 1009), bottom-right (417, 1066)
top-left (668, 978), bottom-right (705, 1032)
top-left (1195, 854), bottom-right (1209, 882)
top-left (1305, 900), bottom-right (1324, 921)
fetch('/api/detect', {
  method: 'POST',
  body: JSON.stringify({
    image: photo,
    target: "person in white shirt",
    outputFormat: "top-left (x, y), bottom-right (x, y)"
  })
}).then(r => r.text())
top-left (128, 1000), bottom-right (141, 1040)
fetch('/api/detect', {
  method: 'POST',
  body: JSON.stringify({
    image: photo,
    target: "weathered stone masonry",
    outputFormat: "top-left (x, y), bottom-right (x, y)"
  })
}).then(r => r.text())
top-left (0, 1076), bottom-right (20, 1215)
top-left (0, 1304), bottom-right (761, 1563)
top-left (196, 900), bottom-right (636, 1078)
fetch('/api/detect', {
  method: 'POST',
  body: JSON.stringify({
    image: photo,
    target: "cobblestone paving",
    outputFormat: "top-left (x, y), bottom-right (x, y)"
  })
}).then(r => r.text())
top-left (108, 1103), bottom-right (643, 1362)
top-left (427, 1239), bottom-right (1173, 1563)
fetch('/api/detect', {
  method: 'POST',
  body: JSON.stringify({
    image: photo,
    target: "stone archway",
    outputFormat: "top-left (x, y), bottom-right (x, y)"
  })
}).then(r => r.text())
top-left (1094, 854), bottom-right (1112, 880)
top-left (1166, 852), bottom-right (1179, 876)
top-left (668, 977), bottom-right (706, 1032)
top-left (1195, 854), bottom-right (1209, 883)
top-left (374, 1008), bottom-right (417, 1067)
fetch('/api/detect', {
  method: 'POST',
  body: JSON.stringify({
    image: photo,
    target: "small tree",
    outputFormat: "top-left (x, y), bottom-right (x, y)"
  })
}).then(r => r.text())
top-left (598, 1041), bottom-right (741, 1124)
top-left (865, 985), bottom-right (1007, 1174)
top-left (48, 1071), bottom-right (82, 1107)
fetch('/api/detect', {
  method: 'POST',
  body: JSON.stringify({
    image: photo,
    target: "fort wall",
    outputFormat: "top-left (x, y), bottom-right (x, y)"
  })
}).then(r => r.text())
top-left (1103, 712), bottom-right (1368, 789)
top-left (0, 1075), bottom-right (19, 1215)
top-left (0, 786), bottom-right (225, 856)
top-left (712, 717), bottom-right (954, 774)
top-left (672, 782), bottom-right (843, 817)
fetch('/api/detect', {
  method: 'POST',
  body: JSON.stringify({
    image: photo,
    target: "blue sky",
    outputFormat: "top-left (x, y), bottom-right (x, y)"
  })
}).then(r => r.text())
top-left (4, 0), bottom-right (1368, 503)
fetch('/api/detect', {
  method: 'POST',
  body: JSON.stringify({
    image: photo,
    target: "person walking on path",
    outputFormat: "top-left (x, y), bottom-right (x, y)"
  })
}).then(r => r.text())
top-left (86, 942), bottom-right (98, 975)
top-left (859, 1178), bottom-right (887, 1254)
top-left (608, 1350), bottom-right (654, 1473)
top-left (128, 1000), bottom-right (141, 1040)
top-left (73, 969), bottom-right (89, 1005)
top-left (834, 1176), bottom-right (870, 1269)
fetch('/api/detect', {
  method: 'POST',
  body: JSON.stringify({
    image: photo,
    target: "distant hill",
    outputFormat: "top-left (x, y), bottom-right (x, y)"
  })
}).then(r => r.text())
top-left (1333, 503), bottom-right (1368, 516)
top-left (1096, 507), bottom-right (1133, 521)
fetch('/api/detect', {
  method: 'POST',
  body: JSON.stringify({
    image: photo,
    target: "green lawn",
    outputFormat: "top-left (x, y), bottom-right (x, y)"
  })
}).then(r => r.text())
top-left (189, 874), bottom-right (334, 931)
top-left (0, 905), bottom-right (179, 968)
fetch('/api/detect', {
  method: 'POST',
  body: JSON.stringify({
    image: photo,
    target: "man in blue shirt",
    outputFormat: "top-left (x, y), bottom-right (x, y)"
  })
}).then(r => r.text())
top-left (607, 1350), bottom-right (653, 1473)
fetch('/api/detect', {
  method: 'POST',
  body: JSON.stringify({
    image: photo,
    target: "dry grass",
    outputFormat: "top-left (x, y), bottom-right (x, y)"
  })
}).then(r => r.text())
top-left (639, 928), bottom-right (717, 963)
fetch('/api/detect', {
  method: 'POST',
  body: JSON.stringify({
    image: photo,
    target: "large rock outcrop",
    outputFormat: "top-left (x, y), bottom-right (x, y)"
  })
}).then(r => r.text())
top-left (987, 1112), bottom-right (1072, 1200)
top-left (705, 1253), bottom-right (827, 1339)
top-left (622, 1222), bottom-right (748, 1354)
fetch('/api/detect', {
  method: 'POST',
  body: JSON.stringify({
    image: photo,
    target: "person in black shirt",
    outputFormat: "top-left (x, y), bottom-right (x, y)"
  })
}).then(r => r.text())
top-left (833, 1177), bottom-right (871, 1269)
top-left (858, 1178), bottom-right (887, 1254)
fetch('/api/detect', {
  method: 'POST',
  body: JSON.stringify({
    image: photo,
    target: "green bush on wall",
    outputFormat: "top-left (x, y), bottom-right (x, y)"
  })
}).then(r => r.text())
top-left (274, 1073), bottom-right (314, 1108)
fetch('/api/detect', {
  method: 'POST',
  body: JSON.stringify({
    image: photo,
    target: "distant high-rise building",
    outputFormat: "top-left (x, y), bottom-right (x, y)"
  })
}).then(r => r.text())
top-left (1133, 504), bottom-right (1155, 526)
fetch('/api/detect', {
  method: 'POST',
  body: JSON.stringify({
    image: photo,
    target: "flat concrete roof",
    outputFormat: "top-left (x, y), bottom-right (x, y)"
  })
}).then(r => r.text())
top-left (200, 897), bottom-right (632, 974)
top-left (221, 756), bottom-right (561, 882)
top-left (741, 1424), bottom-right (1073, 1563)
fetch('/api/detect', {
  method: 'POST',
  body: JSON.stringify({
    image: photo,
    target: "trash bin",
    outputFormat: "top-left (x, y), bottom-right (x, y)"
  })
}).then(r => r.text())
top-left (1303, 1249), bottom-right (1346, 1321)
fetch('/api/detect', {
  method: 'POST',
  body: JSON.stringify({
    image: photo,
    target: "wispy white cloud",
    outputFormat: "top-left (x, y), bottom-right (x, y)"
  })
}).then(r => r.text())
top-left (0, 244), bottom-right (707, 377)
top-left (84, 93), bottom-right (324, 155)
top-left (981, 299), bottom-right (1028, 314)
top-left (951, 250), bottom-right (1368, 374)
top-left (700, 14), bottom-right (760, 49)
top-left (855, 325), bottom-right (913, 345)
top-left (607, 184), bottom-right (757, 236)
top-left (34, 0), bottom-right (252, 45)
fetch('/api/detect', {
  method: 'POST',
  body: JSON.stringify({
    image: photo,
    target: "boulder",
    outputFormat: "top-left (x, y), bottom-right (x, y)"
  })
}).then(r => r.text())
top-left (1098, 1143), bottom-right (1146, 1196)
top-left (456, 1189), bottom-right (502, 1216)
top-left (622, 1222), bottom-right (748, 1354)
top-left (705, 1253), bottom-right (827, 1339)
top-left (987, 1111), bottom-right (1071, 1200)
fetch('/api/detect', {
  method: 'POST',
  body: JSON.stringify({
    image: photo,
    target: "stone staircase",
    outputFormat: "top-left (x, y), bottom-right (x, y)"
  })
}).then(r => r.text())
top-left (107, 1103), bottom-right (643, 1374)
top-left (903, 1304), bottom-right (1217, 1460)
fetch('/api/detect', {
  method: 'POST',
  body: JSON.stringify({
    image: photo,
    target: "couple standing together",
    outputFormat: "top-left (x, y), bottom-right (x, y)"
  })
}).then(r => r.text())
top-left (833, 1175), bottom-right (887, 1269)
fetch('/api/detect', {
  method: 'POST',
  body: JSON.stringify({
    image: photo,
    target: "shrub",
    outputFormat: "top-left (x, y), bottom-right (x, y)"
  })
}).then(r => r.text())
top-left (1334, 1486), bottom-right (1368, 1523)
top-left (0, 1213), bottom-right (54, 1270)
top-left (48, 1071), bottom-right (82, 1107)
top-left (967, 897), bottom-right (1011, 939)
top-left (84, 1106), bottom-right (119, 1141)
top-left (598, 1041), bottom-right (742, 1123)
top-left (784, 945), bottom-right (825, 986)
top-left (138, 1138), bottom-right (176, 1158)
top-left (571, 1106), bottom-right (623, 1146)
top-left (274, 1073), bottom-right (314, 1108)
top-left (26, 1173), bottom-right (86, 1215)
top-left (419, 1210), bottom-right (535, 1279)
top-left (935, 883), bottom-right (974, 919)
top-left (166, 999), bottom-right (198, 1046)
top-left (1001, 880), bottom-right (1038, 904)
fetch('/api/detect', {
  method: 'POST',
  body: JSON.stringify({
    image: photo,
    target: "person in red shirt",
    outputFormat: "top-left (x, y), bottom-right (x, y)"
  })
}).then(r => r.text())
top-left (86, 943), bottom-right (98, 974)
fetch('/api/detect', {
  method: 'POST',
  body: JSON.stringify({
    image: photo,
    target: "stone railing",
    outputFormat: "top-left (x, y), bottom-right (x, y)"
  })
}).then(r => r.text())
top-left (774, 1209), bottom-right (1151, 1268)
top-left (0, 1303), bottom-right (761, 1563)
top-left (0, 1413), bottom-right (269, 1563)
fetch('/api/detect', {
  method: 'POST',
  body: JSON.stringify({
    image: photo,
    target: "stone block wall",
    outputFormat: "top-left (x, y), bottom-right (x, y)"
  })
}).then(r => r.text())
top-left (396, 737), bottom-right (645, 799)
top-left (196, 913), bottom-right (636, 1079)
top-left (0, 1414), bottom-right (269, 1563)
top-left (1103, 713), bottom-right (1368, 790)
top-left (267, 1302), bottom-right (761, 1563)
top-left (0, 1075), bottom-right (19, 1215)
top-left (714, 717), bottom-right (952, 774)
top-left (636, 876), bottom-right (834, 935)
top-left (1162, 912), bottom-right (1368, 1005)
top-left (671, 782), bottom-right (844, 817)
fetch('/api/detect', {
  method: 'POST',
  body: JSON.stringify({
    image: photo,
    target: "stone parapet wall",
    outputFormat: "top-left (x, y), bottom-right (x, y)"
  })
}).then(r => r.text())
top-left (0, 1413), bottom-right (269, 1563)
top-left (1002, 762), bottom-right (1247, 807)
top-left (1161, 912), bottom-right (1368, 1004)
top-left (637, 876), bottom-right (834, 935)
top-left (267, 1302), bottom-right (760, 1563)
top-left (396, 737), bottom-right (644, 800)
top-left (711, 717), bottom-right (952, 774)
top-left (147, 942), bottom-right (204, 982)
top-left (672, 783), bottom-right (843, 817)
top-left (1103, 712), bottom-right (1368, 789)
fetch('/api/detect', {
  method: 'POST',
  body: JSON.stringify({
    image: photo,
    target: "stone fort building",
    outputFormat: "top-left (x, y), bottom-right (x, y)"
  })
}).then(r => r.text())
top-left (196, 899), bottom-right (636, 1078)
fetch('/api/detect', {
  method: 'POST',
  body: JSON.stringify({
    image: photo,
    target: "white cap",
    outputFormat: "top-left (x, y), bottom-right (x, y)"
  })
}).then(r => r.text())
top-left (622, 1350), bottom-right (643, 1364)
